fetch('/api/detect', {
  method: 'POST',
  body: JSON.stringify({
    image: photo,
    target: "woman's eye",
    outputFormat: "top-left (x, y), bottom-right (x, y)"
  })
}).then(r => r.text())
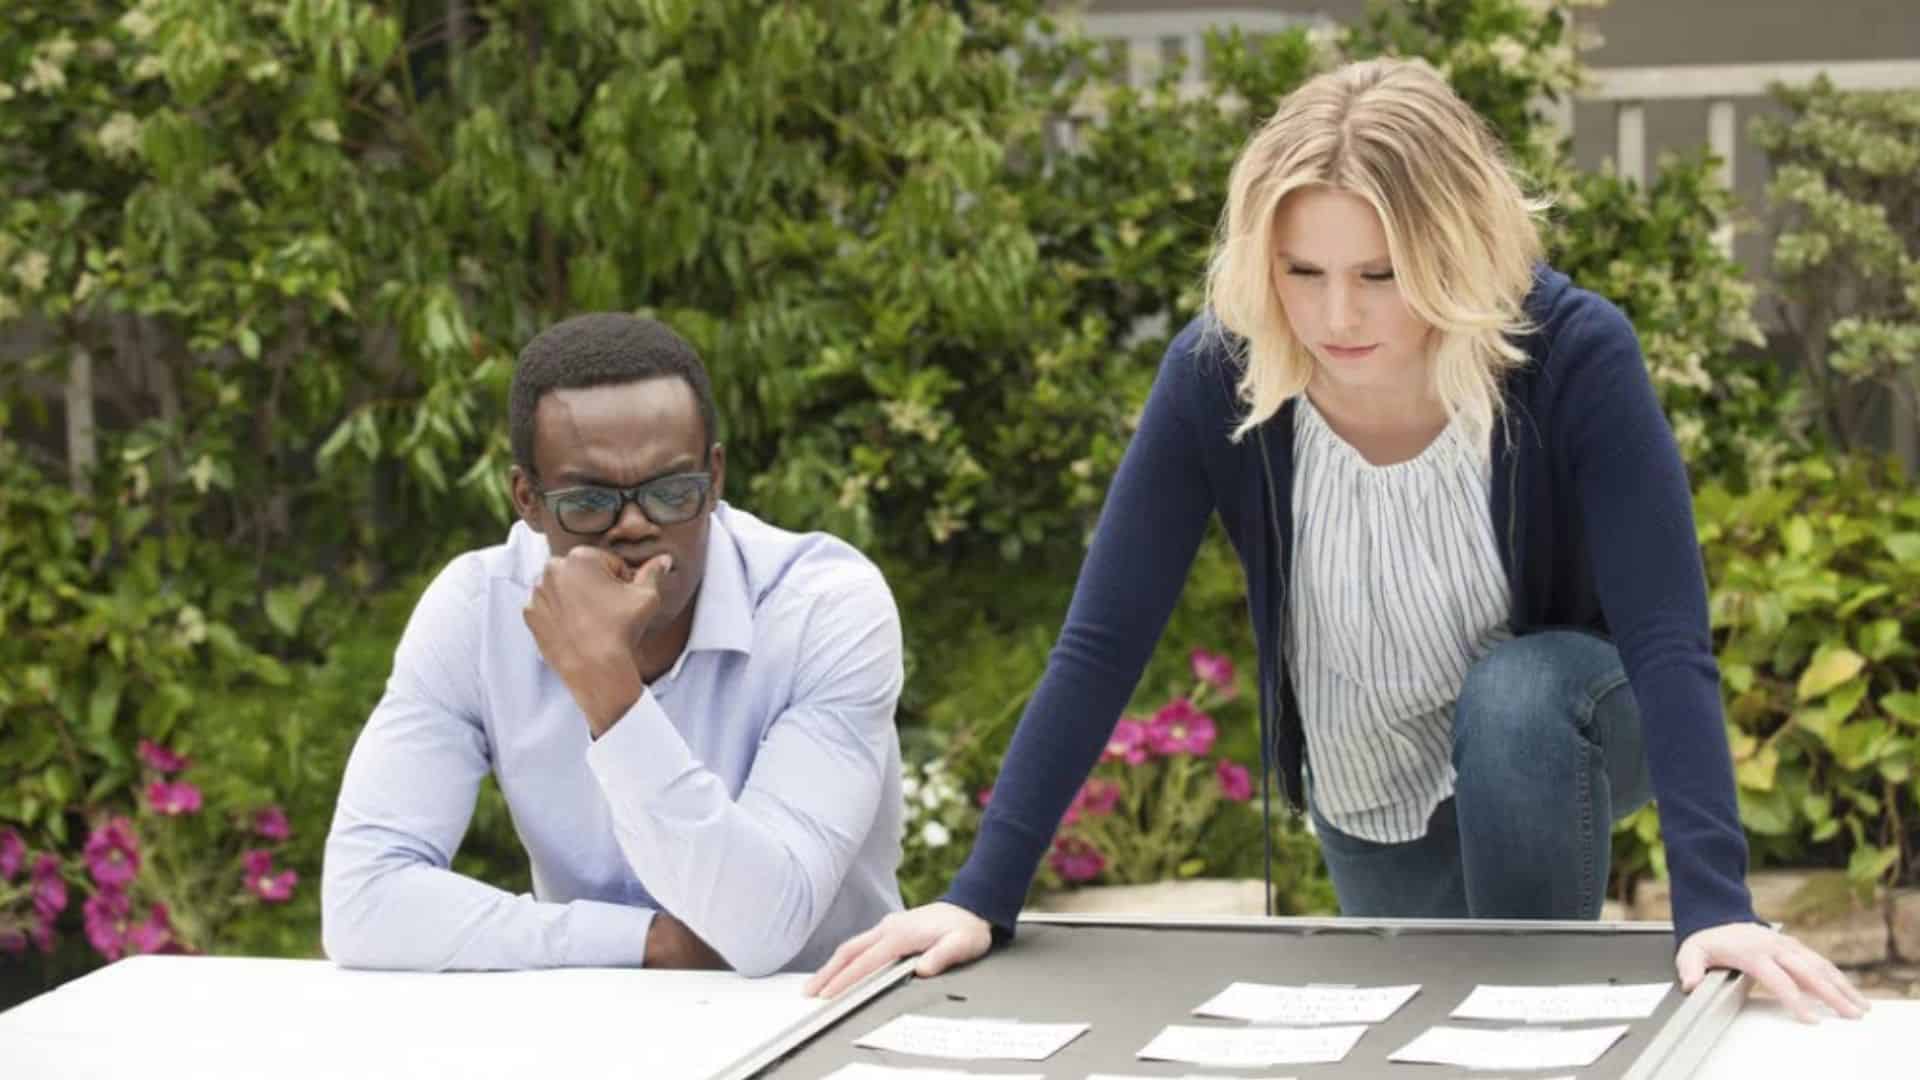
top-left (1285, 266), bottom-right (1322, 277)
top-left (1363, 271), bottom-right (1396, 282)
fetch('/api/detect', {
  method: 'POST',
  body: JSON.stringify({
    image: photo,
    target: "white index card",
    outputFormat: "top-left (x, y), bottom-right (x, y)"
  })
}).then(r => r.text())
top-left (1193, 981), bottom-right (1420, 1025)
top-left (824, 1066), bottom-right (1043, 1080)
top-left (1088, 1074), bottom-right (1297, 1080)
top-left (1136, 1023), bottom-right (1367, 1067)
top-left (1452, 981), bottom-right (1672, 1023)
top-left (853, 1015), bottom-right (1090, 1061)
top-left (1389, 1023), bottom-right (1630, 1070)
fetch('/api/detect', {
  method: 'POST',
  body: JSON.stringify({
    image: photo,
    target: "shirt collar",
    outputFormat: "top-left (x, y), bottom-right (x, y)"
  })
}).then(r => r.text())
top-left (679, 504), bottom-right (755, 660)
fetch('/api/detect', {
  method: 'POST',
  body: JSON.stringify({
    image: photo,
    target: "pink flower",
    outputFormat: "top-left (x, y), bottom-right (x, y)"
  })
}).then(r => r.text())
top-left (145, 779), bottom-right (203, 816)
top-left (253, 805), bottom-right (292, 842)
top-left (83, 889), bottom-right (130, 961)
top-left (1190, 648), bottom-right (1237, 695)
top-left (243, 850), bottom-right (298, 903)
top-left (975, 786), bottom-right (994, 809)
top-left (30, 854), bottom-right (67, 920)
top-left (1147, 700), bottom-right (1217, 756)
top-left (1217, 759), bottom-right (1254, 802)
top-left (137, 739), bottom-right (188, 775)
top-left (1102, 718), bottom-right (1151, 765)
top-left (1074, 778), bottom-right (1122, 818)
top-left (83, 816), bottom-right (141, 889)
top-left (124, 903), bottom-right (175, 955)
top-left (0, 829), bottom-right (23, 880)
top-left (1047, 837), bottom-right (1107, 883)
top-left (257, 871), bottom-right (297, 903)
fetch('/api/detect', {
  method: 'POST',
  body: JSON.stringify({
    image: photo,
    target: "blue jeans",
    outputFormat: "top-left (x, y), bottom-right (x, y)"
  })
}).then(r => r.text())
top-left (1308, 631), bottom-right (1653, 920)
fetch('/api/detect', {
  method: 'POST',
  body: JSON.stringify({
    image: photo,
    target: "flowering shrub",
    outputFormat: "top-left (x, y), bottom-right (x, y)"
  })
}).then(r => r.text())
top-left (0, 832), bottom-right (66, 956)
top-left (1, 739), bottom-right (303, 964)
top-left (1035, 648), bottom-right (1261, 888)
top-left (897, 754), bottom-right (985, 907)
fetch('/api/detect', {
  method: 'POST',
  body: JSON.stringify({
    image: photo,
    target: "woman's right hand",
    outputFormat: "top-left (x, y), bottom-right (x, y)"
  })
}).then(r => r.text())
top-left (803, 901), bottom-right (994, 998)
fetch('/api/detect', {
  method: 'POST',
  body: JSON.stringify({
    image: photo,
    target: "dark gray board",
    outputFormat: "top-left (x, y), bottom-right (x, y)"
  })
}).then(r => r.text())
top-left (739, 917), bottom-right (1745, 1080)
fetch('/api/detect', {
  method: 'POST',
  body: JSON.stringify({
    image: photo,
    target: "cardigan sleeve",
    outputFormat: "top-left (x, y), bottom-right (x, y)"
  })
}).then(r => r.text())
top-left (1554, 298), bottom-right (1759, 946)
top-left (943, 325), bottom-right (1224, 932)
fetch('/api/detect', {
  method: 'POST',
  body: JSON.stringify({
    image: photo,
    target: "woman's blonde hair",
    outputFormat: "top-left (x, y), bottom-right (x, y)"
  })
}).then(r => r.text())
top-left (1206, 57), bottom-right (1546, 447)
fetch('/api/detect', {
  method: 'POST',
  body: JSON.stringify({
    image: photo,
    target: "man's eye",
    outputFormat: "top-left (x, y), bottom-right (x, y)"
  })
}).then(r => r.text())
top-left (565, 490), bottom-right (621, 512)
top-left (652, 480), bottom-right (700, 506)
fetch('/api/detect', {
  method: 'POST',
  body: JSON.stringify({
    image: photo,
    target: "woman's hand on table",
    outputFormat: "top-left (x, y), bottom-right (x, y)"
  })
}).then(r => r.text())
top-left (804, 901), bottom-right (993, 998)
top-left (1677, 921), bottom-right (1871, 1023)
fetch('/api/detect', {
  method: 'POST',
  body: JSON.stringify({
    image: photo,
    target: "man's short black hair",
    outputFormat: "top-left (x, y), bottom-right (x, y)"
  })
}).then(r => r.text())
top-left (509, 313), bottom-right (719, 476)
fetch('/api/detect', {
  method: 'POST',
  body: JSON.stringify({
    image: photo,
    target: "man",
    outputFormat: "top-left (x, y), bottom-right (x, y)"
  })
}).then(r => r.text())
top-left (322, 314), bottom-right (904, 975)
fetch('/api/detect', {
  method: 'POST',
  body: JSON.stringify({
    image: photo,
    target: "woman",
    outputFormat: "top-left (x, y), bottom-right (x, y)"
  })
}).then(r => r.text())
top-left (808, 58), bottom-right (1864, 1021)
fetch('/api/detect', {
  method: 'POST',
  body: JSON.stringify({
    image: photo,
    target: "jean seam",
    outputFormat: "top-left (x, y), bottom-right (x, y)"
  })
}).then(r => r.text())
top-left (1575, 672), bottom-right (1622, 917)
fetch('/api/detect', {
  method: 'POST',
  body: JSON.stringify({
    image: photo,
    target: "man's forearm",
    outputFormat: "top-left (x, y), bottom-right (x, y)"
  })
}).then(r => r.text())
top-left (644, 911), bottom-right (728, 970)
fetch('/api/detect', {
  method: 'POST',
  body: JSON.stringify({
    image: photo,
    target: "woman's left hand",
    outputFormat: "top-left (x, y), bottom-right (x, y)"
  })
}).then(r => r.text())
top-left (1677, 922), bottom-right (1871, 1023)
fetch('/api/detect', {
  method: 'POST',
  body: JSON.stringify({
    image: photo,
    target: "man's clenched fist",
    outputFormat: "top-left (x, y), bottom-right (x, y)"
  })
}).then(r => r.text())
top-left (523, 546), bottom-right (673, 737)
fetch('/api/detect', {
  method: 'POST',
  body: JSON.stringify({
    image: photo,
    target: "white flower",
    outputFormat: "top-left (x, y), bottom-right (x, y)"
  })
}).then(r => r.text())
top-left (917, 784), bottom-right (945, 811)
top-left (14, 251), bottom-right (51, 294)
top-left (97, 112), bottom-right (142, 161)
top-left (902, 776), bottom-right (921, 802)
top-left (24, 57), bottom-right (67, 95)
top-left (132, 56), bottom-right (166, 82)
top-left (119, 8), bottom-right (159, 40)
top-left (1489, 35), bottom-right (1529, 70)
top-left (309, 118), bottom-right (342, 144)
top-left (0, 83), bottom-right (16, 103)
top-left (919, 821), bottom-right (951, 849)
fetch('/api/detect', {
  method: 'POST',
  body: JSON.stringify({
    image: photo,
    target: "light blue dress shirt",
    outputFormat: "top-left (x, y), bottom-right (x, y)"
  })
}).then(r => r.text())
top-left (321, 504), bottom-right (905, 976)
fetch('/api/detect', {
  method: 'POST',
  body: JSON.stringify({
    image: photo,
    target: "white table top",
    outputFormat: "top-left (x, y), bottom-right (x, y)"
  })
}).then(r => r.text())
top-left (1, 955), bottom-right (1912, 1079)
top-left (1692, 996), bottom-right (1918, 1080)
top-left (0, 955), bottom-right (825, 1080)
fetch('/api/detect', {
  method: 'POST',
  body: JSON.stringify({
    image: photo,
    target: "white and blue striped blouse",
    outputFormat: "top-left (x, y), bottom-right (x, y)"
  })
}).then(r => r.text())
top-left (1289, 394), bottom-right (1513, 844)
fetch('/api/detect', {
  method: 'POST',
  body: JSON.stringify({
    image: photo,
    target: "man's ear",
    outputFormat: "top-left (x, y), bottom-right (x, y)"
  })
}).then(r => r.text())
top-left (509, 465), bottom-right (545, 533)
top-left (707, 443), bottom-right (726, 509)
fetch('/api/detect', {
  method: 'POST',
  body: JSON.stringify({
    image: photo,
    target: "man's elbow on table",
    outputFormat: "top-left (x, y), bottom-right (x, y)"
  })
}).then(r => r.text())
top-left (319, 847), bottom-right (436, 971)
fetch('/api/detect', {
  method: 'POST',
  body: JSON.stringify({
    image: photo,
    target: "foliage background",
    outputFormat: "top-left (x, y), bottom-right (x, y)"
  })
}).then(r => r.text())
top-left (2, 0), bottom-right (1915, 997)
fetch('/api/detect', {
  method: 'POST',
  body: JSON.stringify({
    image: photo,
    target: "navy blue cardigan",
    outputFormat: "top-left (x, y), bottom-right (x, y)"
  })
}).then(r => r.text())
top-left (947, 266), bottom-right (1757, 947)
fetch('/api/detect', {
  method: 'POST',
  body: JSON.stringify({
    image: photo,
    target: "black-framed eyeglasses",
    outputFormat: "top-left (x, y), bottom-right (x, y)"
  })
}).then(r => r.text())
top-left (537, 471), bottom-right (714, 535)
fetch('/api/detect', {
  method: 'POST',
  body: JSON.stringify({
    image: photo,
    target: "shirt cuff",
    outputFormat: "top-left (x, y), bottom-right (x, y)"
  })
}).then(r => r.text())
top-left (561, 899), bottom-right (654, 968)
top-left (585, 690), bottom-right (696, 813)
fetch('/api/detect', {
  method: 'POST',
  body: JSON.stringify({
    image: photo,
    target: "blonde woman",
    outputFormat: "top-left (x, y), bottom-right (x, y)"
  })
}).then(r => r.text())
top-left (809, 59), bottom-right (1865, 1020)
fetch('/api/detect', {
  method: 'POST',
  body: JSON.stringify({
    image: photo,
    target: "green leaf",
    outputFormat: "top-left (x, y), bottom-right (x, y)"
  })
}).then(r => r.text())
top-left (42, 765), bottom-right (75, 805)
top-left (1856, 618), bottom-right (1904, 662)
top-left (88, 677), bottom-right (123, 737)
top-left (1796, 646), bottom-right (1865, 701)
top-left (1176, 857), bottom-right (1206, 878)
top-left (1846, 844), bottom-right (1899, 885)
top-left (1735, 745), bottom-right (1778, 791)
top-left (1883, 692), bottom-right (1920, 728)
top-left (264, 577), bottom-right (323, 637)
top-left (1836, 583), bottom-right (1891, 618)
top-left (1739, 786), bottom-right (1795, 836)
top-left (1782, 516), bottom-right (1814, 556)
top-left (1884, 532), bottom-right (1920, 562)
